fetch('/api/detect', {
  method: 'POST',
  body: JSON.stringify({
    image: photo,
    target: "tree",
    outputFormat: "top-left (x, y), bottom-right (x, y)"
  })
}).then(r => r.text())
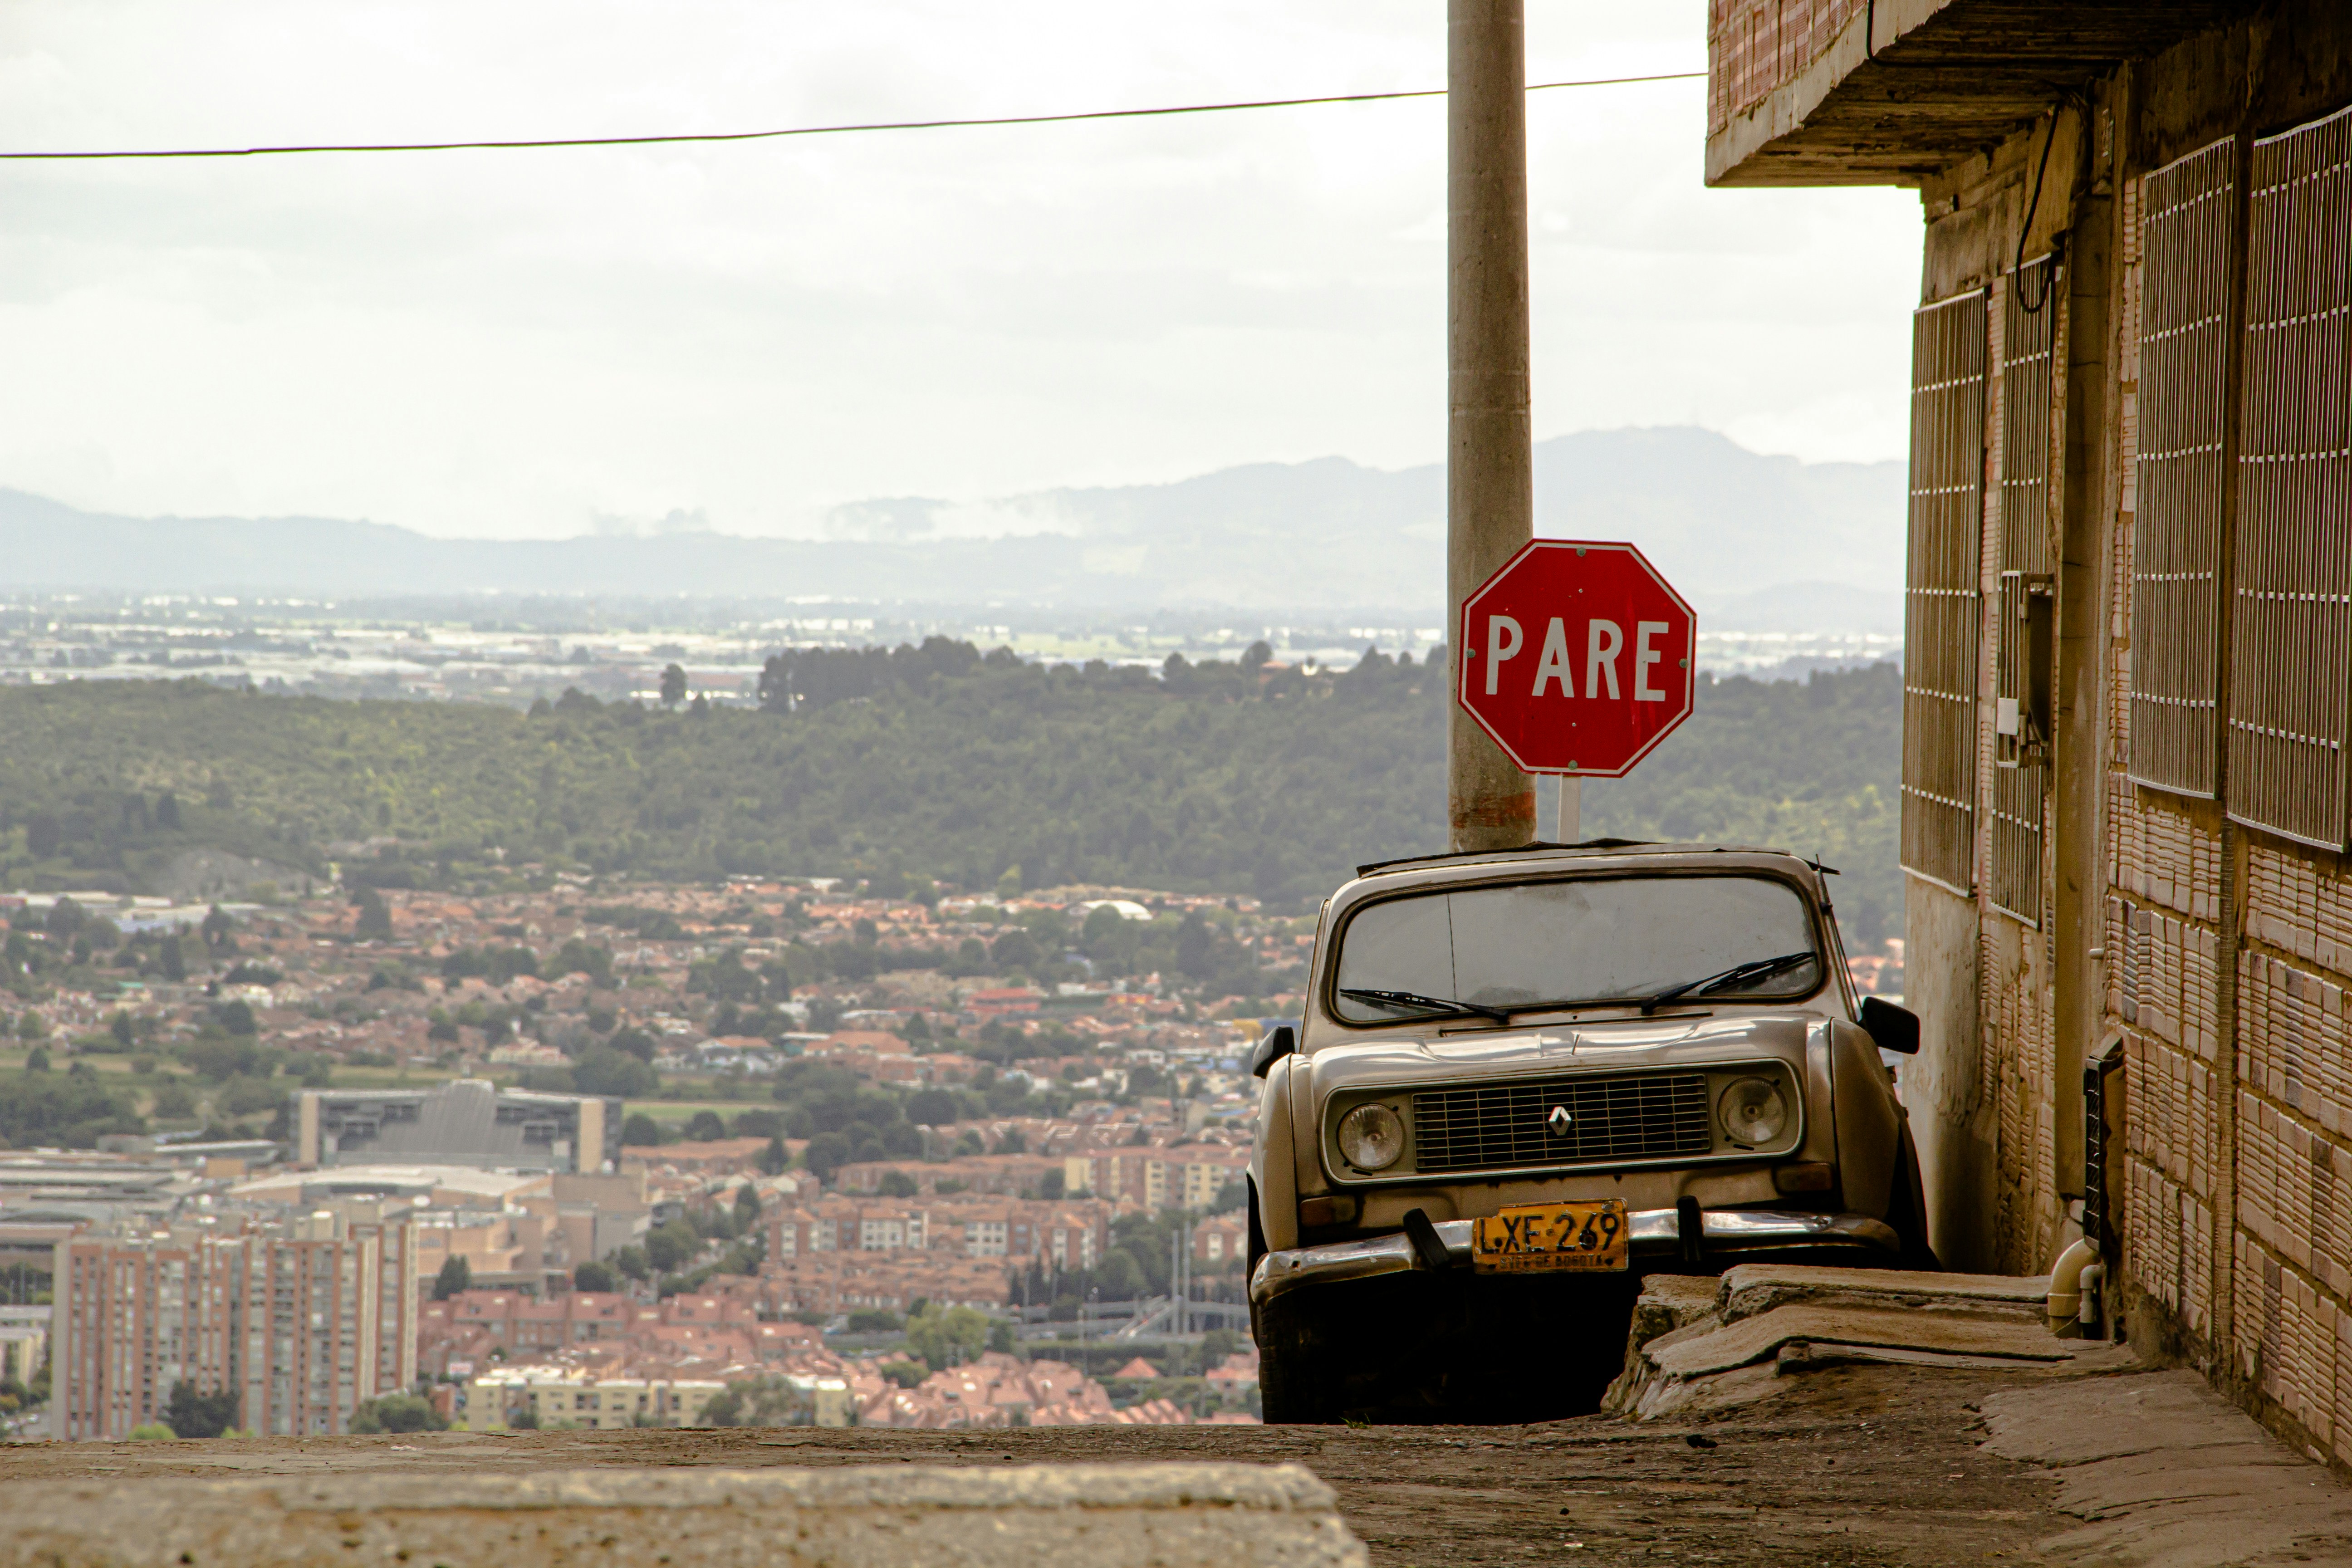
top-left (996, 1127), bottom-right (1027, 1155)
top-left (684, 1109), bottom-right (727, 1142)
top-left (660, 664), bottom-right (688, 709)
top-left (151, 1078), bottom-right (196, 1119)
top-left (611, 1245), bottom-right (650, 1282)
top-left (904, 1303), bottom-right (989, 1372)
top-left (621, 1112), bottom-right (664, 1146)
top-left (643, 1219), bottom-right (699, 1273)
top-left (878, 1170), bottom-right (919, 1198)
top-left (353, 887), bottom-right (393, 942)
top-left (23, 1048), bottom-right (49, 1074)
top-left (904, 1088), bottom-right (958, 1127)
top-left (201, 904), bottom-right (235, 953)
top-left (159, 933), bottom-right (186, 981)
top-left (572, 1043), bottom-right (657, 1098)
top-left (878, 1359), bottom-right (928, 1389)
top-left (988, 1318), bottom-right (1017, 1355)
top-left (990, 929), bottom-right (1042, 970)
top-left (803, 1130), bottom-right (850, 1183)
top-left (155, 790), bottom-right (183, 830)
top-left (109, 1010), bottom-right (135, 1047)
top-left (431, 1256), bottom-right (471, 1301)
top-left (733, 1182), bottom-right (762, 1226)
top-left (573, 1259), bottom-right (619, 1293)
top-left (549, 939), bottom-right (613, 986)
top-left (165, 1380), bottom-right (238, 1439)
top-left (757, 1136), bottom-right (789, 1176)
top-left (349, 1392), bottom-right (447, 1433)
top-left (1176, 912), bottom-right (1214, 980)
top-left (1097, 1249), bottom-right (1144, 1298)
top-left (186, 1036), bottom-right (261, 1081)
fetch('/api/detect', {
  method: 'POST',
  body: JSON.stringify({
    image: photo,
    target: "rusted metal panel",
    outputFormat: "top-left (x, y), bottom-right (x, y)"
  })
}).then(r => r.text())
top-left (1991, 257), bottom-right (2057, 927)
top-left (1903, 288), bottom-right (1988, 896)
top-left (2131, 138), bottom-right (2238, 799)
top-left (2227, 105), bottom-right (2352, 851)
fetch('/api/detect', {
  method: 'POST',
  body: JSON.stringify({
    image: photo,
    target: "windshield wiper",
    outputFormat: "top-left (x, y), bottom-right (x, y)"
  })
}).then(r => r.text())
top-left (1639, 951), bottom-right (1818, 1016)
top-left (1339, 987), bottom-right (1513, 1024)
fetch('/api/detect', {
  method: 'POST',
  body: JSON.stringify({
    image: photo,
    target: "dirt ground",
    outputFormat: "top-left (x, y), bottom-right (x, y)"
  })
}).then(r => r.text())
top-left (5, 1362), bottom-right (2076, 1567)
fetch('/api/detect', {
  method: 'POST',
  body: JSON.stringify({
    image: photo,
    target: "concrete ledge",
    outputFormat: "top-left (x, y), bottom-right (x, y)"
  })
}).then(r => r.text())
top-left (0, 1462), bottom-right (1369, 1568)
top-left (1718, 1264), bottom-right (2052, 1323)
top-left (1605, 1265), bottom-right (2130, 1420)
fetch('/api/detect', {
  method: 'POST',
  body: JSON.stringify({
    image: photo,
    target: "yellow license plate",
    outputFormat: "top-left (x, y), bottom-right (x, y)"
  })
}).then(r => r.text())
top-left (1471, 1200), bottom-right (1631, 1273)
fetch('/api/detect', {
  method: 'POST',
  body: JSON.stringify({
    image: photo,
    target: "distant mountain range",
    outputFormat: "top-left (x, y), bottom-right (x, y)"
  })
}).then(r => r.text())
top-left (0, 426), bottom-right (1901, 622)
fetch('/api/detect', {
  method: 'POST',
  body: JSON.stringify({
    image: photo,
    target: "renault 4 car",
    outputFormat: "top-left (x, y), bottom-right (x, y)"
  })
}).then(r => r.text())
top-left (1246, 841), bottom-right (1927, 1423)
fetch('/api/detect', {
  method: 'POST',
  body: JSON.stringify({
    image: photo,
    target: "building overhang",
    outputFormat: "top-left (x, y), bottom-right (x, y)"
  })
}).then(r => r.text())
top-left (1707, 0), bottom-right (2249, 188)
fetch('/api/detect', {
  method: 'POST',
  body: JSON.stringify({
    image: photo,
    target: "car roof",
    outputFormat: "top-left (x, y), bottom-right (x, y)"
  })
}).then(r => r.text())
top-left (1352, 840), bottom-right (1826, 880)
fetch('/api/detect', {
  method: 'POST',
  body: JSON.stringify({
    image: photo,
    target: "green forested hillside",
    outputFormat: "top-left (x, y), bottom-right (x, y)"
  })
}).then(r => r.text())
top-left (0, 654), bottom-right (1901, 939)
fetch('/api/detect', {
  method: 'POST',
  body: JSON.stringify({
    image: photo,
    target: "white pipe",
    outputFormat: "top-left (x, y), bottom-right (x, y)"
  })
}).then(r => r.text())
top-left (2047, 1237), bottom-right (2100, 1335)
top-left (2078, 1262), bottom-right (2105, 1332)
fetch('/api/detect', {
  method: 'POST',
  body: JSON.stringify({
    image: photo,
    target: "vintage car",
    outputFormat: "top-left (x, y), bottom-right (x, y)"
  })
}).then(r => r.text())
top-left (1246, 841), bottom-right (1927, 1422)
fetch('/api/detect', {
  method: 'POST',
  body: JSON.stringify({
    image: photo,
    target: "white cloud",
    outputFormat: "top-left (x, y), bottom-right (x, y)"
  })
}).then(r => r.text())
top-left (0, 0), bottom-right (1922, 538)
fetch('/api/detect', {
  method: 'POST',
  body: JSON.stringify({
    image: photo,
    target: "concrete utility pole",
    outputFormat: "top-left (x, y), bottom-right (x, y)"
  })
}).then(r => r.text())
top-left (1448, 0), bottom-right (1538, 852)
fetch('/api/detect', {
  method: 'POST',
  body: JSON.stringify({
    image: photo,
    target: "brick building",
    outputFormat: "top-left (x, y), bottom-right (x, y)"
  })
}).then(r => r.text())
top-left (763, 1192), bottom-right (1106, 1272)
top-left (1063, 1148), bottom-right (1247, 1210)
top-left (1704, 0), bottom-right (2352, 1460)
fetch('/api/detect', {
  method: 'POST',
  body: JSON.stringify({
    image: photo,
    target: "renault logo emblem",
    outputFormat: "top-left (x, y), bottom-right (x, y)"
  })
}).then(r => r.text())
top-left (1546, 1104), bottom-right (1573, 1137)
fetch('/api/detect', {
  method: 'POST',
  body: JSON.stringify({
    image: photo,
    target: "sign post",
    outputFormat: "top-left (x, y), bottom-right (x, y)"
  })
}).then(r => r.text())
top-left (1456, 540), bottom-right (1696, 817)
top-left (1445, 0), bottom-right (1536, 853)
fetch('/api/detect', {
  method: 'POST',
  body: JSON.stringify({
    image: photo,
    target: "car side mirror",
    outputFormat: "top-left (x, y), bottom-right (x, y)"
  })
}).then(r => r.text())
top-left (1860, 996), bottom-right (1920, 1055)
top-left (1250, 1024), bottom-right (1297, 1078)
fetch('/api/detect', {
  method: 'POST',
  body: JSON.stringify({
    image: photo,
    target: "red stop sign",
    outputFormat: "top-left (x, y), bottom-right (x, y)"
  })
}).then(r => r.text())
top-left (1456, 539), bottom-right (1696, 777)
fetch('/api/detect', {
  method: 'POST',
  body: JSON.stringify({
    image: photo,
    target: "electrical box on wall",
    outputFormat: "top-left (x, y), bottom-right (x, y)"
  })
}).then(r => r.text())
top-left (1997, 570), bottom-right (2056, 768)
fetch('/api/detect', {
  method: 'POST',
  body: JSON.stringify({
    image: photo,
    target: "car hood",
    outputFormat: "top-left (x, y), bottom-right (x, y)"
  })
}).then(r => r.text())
top-left (1301, 1009), bottom-right (1823, 1103)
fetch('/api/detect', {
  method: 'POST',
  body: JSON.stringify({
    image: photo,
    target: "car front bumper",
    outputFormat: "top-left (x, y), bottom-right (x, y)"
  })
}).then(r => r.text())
top-left (1248, 1208), bottom-right (1899, 1308)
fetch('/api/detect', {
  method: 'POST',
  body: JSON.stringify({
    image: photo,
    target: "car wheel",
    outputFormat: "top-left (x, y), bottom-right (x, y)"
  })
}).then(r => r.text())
top-left (1255, 1289), bottom-right (1339, 1424)
top-left (1885, 1126), bottom-right (1939, 1271)
top-left (1245, 1180), bottom-right (1269, 1347)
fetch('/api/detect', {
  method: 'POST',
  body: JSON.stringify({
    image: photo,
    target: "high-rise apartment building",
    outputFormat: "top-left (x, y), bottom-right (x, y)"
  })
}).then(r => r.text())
top-left (50, 1214), bottom-right (415, 1440)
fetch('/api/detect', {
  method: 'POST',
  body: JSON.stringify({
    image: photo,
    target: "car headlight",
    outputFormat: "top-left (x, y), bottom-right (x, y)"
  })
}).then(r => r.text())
top-left (1719, 1077), bottom-right (1788, 1147)
top-left (1337, 1103), bottom-right (1406, 1171)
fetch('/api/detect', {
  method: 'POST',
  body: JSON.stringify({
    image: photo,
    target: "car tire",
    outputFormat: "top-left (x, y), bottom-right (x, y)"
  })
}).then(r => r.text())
top-left (1255, 1289), bottom-right (1339, 1424)
top-left (1885, 1126), bottom-right (1940, 1271)
top-left (1245, 1180), bottom-right (1269, 1348)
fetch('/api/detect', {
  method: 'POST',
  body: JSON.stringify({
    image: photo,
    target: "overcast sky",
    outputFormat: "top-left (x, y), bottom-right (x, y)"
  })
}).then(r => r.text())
top-left (0, 2), bottom-right (1922, 540)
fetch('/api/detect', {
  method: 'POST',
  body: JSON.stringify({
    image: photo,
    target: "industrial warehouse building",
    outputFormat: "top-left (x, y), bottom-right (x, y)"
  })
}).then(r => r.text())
top-left (296, 1079), bottom-right (622, 1174)
top-left (1705, 0), bottom-right (2352, 1462)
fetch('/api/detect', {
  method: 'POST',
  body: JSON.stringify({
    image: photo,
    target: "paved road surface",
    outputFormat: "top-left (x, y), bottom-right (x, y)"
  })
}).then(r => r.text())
top-left (7, 1363), bottom-right (2076, 1567)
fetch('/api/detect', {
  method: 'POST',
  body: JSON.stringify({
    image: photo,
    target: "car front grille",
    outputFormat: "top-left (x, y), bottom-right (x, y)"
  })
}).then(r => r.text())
top-left (1410, 1071), bottom-right (1714, 1173)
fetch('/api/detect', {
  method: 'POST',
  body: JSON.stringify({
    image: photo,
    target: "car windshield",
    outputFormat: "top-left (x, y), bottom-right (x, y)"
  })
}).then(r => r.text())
top-left (1331, 874), bottom-right (1823, 1024)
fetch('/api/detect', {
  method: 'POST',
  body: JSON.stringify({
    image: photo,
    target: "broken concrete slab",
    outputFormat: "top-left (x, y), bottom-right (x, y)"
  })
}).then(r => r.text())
top-left (1982, 1369), bottom-right (2352, 1568)
top-left (1607, 1264), bottom-right (2132, 1419)
top-left (1717, 1263), bottom-right (2051, 1321)
top-left (0, 1461), bottom-right (1369, 1568)
top-left (1648, 1302), bottom-right (2072, 1380)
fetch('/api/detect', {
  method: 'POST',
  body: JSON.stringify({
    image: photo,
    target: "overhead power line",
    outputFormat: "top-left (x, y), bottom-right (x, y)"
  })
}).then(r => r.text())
top-left (0, 71), bottom-right (1703, 162)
